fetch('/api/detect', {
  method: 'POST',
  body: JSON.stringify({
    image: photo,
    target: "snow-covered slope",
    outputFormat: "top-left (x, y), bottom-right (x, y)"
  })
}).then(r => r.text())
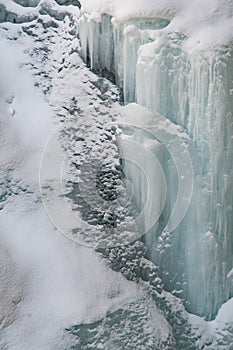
top-left (0, 4), bottom-right (142, 349)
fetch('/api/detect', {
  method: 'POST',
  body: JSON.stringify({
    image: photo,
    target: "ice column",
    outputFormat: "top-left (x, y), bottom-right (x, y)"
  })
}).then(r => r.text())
top-left (78, 14), bottom-right (169, 97)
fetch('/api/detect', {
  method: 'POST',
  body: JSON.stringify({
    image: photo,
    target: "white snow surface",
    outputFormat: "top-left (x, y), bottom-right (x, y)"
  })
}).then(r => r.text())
top-left (80, 0), bottom-right (233, 47)
top-left (0, 0), bottom-right (80, 22)
top-left (116, 103), bottom-right (188, 139)
top-left (0, 17), bottom-right (140, 350)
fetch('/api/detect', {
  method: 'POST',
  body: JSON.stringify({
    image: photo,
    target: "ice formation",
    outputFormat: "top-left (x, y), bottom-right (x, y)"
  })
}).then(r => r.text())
top-left (78, 0), bottom-right (233, 320)
top-left (0, 0), bottom-right (233, 349)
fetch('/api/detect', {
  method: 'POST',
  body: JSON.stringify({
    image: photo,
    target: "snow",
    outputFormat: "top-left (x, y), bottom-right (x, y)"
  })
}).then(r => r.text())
top-left (227, 268), bottom-right (233, 279)
top-left (80, 0), bottom-right (233, 47)
top-left (80, 0), bottom-right (182, 22)
top-left (214, 298), bottom-right (233, 325)
top-left (0, 12), bottom-right (140, 350)
top-left (116, 103), bottom-right (188, 138)
top-left (0, 0), bottom-right (37, 16)
top-left (0, 0), bottom-right (80, 24)
top-left (1, 203), bottom-right (140, 350)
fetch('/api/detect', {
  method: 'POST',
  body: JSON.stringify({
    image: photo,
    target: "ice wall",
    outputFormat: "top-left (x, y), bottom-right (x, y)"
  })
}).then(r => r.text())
top-left (137, 44), bottom-right (233, 320)
top-left (78, 13), bottom-right (169, 99)
top-left (78, 2), bottom-right (233, 320)
top-left (137, 37), bottom-right (233, 319)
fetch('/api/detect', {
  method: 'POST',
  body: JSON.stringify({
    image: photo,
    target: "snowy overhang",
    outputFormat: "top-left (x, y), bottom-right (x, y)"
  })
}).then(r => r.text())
top-left (79, 0), bottom-right (233, 48)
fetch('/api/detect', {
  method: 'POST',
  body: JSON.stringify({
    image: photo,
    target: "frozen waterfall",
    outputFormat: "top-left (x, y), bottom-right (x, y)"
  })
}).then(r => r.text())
top-left (78, 13), bottom-right (169, 100)
top-left (78, 11), bottom-right (233, 320)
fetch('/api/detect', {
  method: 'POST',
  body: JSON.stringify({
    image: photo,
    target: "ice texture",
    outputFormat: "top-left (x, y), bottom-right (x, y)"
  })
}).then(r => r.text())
top-left (78, 12), bottom-right (169, 100)
top-left (79, 0), bottom-right (233, 320)
top-left (136, 36), bottom-right (233, 319)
